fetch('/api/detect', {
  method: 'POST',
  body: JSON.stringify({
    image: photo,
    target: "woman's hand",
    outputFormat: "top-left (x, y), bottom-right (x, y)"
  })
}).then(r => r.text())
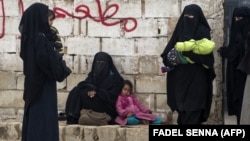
top-left (88, 90), bottom-right (96, 98)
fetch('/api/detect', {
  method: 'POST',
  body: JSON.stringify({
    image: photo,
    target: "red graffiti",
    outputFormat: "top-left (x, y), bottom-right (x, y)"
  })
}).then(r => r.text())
top-left (0, 0), bottom-right (137, 39)
top-left (53, 0), bottom-right (137, 32)
top-left (0, 0), bottom-right (5, 38)
top-left (0, 0), bottom-right (24, 39)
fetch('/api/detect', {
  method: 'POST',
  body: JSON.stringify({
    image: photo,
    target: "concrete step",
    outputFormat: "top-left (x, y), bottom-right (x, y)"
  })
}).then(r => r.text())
top-left (0, 121), bottom-right (149, 141)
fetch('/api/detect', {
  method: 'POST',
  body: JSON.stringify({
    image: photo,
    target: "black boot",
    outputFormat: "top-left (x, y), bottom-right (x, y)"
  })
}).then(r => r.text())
top-left (58, 112), bottom-right (67, 121)
top-left (66, 114), bottom-right (79, 124)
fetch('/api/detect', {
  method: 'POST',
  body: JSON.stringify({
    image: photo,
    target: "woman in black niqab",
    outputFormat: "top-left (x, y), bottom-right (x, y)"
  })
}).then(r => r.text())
top-left (161, 4), bottom-right (215, 125)
top-left (19, 3), bottom-right (61, 141)
top-left (220, 6), bottom-right (250, 124)
top-left (65, 52), bottom-right (124, 124)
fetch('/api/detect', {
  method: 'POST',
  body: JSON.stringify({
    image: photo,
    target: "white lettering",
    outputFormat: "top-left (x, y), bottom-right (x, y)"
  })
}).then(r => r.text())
top-left (152, 129), bottom-right (184, 136)
top-left (153, 129), bottom-right (158, 136)
top-left (222, 129), bottom-right (243, 137)
top-left (186, 129), bottom-right (218, 136)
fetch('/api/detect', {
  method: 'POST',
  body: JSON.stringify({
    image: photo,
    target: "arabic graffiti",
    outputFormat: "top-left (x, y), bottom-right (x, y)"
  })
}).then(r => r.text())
top-left (0, 0), bottom-right (137, 39)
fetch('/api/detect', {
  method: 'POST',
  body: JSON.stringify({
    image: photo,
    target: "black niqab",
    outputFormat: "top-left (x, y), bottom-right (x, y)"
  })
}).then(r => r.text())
top-left (92, 52), bottom-right (112, 87)
top-left (182, 5), bottom-right (202, 40)
top-left (161, 4), bottom-right (211, 57)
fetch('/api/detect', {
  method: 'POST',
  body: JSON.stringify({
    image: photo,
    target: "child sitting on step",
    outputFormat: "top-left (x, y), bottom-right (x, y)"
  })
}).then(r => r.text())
top-left (115, 79), bottom-right (173, 125)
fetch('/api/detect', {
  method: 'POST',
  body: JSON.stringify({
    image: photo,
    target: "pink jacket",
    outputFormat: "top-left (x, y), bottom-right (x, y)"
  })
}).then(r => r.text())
top-left (115, 94), bottom-right (157, 125)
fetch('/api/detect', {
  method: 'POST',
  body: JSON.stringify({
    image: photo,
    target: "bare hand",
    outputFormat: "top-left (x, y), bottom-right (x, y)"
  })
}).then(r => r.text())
top-left (88, 90), bottom-right (96, 98)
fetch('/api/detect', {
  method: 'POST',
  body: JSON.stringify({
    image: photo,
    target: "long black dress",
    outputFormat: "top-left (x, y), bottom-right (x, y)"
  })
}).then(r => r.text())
top-left (19, 3), bottom-right (71, 141)
top-left (219, 7), bottom-right (250, 124)
top-left (161, 4), bottom-right (215, 125)
top-left (66, 52), bottom-right (124, 124)
top-left (238, 32), bottom-right (250, 124)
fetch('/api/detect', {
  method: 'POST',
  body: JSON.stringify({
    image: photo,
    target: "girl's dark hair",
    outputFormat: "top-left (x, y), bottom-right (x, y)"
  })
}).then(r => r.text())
top-left (123, 80), bottom-right (133, 93)
top-left (48, 9), bottom-right (55, 20)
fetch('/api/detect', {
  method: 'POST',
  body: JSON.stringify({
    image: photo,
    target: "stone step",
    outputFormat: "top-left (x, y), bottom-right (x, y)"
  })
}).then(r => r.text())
top-left (0, 121), bottom-right (149, 141)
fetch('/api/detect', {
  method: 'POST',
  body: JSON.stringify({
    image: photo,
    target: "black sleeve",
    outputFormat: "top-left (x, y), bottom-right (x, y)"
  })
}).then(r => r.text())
top-left (35, 34), bottom-right (52, 78)
top-left (35, 33), bottom-right (71, 82)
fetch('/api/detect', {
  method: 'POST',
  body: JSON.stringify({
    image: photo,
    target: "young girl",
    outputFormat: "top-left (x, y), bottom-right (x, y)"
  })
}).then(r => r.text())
top-left (115, 80), bottom-right (172, 125)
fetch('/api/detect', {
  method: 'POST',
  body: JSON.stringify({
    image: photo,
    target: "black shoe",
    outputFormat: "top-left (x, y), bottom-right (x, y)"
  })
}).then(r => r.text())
top-left (58, 112), bottom-right (67, 121)
top-left (66, 115), bottom-right (78, 124)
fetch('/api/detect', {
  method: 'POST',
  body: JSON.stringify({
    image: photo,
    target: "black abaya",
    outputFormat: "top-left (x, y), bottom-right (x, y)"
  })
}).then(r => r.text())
top-left (66, 52), bottom-right (124, 124)
top-left (161, 4), bottom-right (215, 125)
top-left (19, 3), bottom-right (71, 141)
top-left (219, 7), bottom-right (250, 124)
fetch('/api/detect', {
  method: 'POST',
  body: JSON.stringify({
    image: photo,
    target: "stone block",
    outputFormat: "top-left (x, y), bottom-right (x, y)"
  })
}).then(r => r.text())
top-left (155, 94), bottom-right (169, 112)
top-left (53, 18), bottom-right (74, 36)
top-left (0, 90), bottom-right (23, 108)
top-left (0, 122), bottom-right (21, 140)
top-left (136, 76), bottom-right (166, 93)
top-left (120, 56), bottom-right (139, 75)
top-left (66, 74), bottom-right (87, 91)
top-left (109, 0), bottom-right (141, 18)
top-left (138, 56), bottom-right (159, 74)
top-left (4, 18), bottom-right (21, 35)
top-left (66, 37), bottom-right (100, 55)
top-left (96, 125), bottom-right (124, 141)
top-left (137, 37), bottom-right (167, 56)
top-left (102, 38), bottom-right (135, 55)
top-left (16, 73), bottom-right (24, 90)
top-left (2, 0), bottom-right (19, 16)
top-left (0, 35), bottom-right (17, 53)
top-left (57, 91), bottom-right (69, 111)
top-left (136, 94), bottom-right (154, 111)
top-left (125, 127), bottom-right (149, 141)
top-left (145, 0), bottom-right (180, 18)
top-left (0, 72), bottom-right (16, 90)
top-left (0, 54), bottom-right (22, 71)
top-left (88, 19), bottom-right (121, 37)
top-left (125, 19), bottom-right (158, 37)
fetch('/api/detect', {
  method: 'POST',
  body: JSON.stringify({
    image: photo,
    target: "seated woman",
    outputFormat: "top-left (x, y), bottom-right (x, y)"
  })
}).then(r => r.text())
top-left (65, 52), bottom-right (124, 124)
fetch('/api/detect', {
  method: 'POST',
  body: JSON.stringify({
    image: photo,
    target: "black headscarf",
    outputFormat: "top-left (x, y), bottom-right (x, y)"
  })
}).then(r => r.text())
top-left (19, 3), bottom-right (53, 110)
top-left (90, 52), bottom-right (117, 87)
top-left (19, 3), bottom-right (53, 61)
top-left (227, 6), bottom-right (250, 62)
top-left (180, 4), bottom-right (210, 41)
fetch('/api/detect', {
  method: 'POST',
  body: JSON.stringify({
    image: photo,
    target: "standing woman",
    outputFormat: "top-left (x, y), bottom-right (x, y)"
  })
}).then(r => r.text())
top-left (161, 4), bottom-right (215, 125)
top-left (238, 32), bottom-right (250, 124)
top-left (19, 3), bottom-right (71, 141)
top-left (219, 7), bottom-right (250, 124)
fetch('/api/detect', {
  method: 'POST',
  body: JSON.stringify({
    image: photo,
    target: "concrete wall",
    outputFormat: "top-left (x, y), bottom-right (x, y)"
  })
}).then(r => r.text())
top-left (0, 0), bottom-right (224, 124)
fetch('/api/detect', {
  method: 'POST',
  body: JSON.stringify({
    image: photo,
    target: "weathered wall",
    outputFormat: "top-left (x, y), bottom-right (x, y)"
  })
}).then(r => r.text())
top-left (0, 0), bottom-right (224, 124)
